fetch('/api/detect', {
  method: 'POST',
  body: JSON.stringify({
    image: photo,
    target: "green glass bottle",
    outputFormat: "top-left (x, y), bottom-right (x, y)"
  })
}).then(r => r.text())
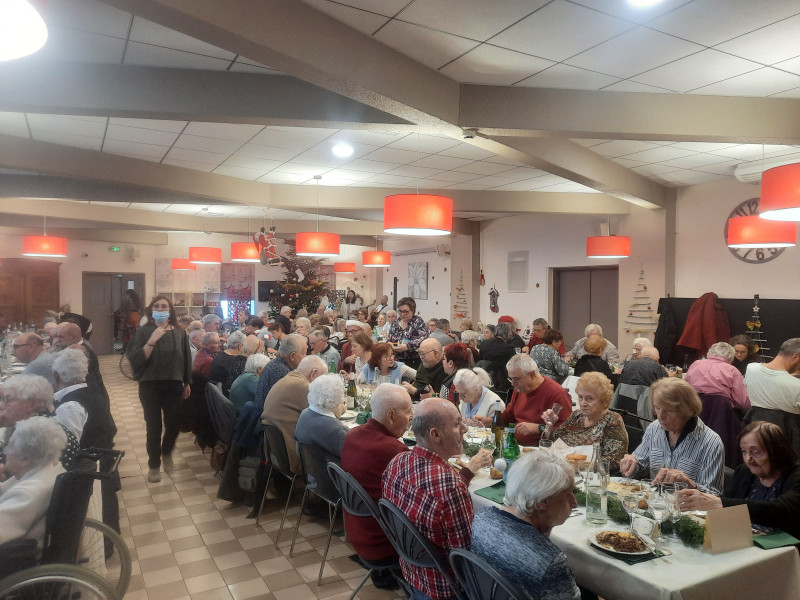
top-left (502, 423), bottom-right (520, 482)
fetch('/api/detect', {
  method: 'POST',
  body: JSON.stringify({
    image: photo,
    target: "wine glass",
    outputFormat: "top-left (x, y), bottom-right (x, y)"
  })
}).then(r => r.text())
top-left (621, 494), bottom-right (639, 532)
top-left (356, 388), bottom-right (369, 413)
top-left (648, 494), bottom-right (669, 545)
top-left (663, 486), bottom-right (682, 538)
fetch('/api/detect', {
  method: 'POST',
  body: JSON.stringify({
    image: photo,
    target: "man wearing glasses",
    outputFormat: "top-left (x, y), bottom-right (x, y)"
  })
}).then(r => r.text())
top-left (13, 333), bottom-right (55, 387)
top-left (402, 338), bottom-right (447, 402)
top-left (502, 354), bottom-right (572, 446)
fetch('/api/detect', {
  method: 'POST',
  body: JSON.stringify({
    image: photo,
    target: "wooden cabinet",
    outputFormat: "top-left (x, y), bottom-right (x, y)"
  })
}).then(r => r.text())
top-left (0, 258), bottom-right (60, 324)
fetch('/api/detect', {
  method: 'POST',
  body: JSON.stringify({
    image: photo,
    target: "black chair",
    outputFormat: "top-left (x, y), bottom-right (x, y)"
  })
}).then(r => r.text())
top-left (290, 444), bottom-right (342, 585)
top-left (254, 424), bottom-right (299, 545)
top-left (378, 498), bottom-right (465, 600)
top-left (327, 463), bottom-right (408, 599)
top-left (449, 548), bottom-right (525, 600)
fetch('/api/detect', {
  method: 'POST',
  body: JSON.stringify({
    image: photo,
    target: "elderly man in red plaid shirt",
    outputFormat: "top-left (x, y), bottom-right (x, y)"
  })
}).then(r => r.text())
top-left (382, 398), bottom-right (493, 600)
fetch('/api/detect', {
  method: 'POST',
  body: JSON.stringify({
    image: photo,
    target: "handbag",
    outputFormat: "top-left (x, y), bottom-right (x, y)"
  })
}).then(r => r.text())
top-left (210, 441), bottom-right (229, 471)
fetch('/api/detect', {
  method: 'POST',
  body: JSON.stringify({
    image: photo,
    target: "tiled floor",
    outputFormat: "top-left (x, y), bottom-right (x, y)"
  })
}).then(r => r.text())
top-left (103, 355), bottom-right (403, 600)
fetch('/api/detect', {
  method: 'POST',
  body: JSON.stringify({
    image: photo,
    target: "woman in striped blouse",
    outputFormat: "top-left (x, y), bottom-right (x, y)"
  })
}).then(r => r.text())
top-left (620, 378), bottom-right (725, 494)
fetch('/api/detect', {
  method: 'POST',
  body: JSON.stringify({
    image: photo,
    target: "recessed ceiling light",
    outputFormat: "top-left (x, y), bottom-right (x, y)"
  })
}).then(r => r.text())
top-left (332, 142), bottom-right (354, 158)
top-left (628, 0), bottom-right (665, 6)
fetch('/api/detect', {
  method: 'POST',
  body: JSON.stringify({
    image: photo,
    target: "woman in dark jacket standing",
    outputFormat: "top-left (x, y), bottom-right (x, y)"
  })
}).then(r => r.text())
top-left (127, 295), bottom-right (192, 483)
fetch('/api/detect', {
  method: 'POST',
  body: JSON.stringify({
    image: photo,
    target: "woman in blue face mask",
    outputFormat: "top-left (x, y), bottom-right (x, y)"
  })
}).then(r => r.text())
top-left (126, 295), bottom-right (193, 483)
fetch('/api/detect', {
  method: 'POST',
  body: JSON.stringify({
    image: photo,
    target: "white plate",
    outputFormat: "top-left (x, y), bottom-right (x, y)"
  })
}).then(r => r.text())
top-left (339, 410), bottom-right (357, 420)
top-left (589, 531), bottom-right (650, 556)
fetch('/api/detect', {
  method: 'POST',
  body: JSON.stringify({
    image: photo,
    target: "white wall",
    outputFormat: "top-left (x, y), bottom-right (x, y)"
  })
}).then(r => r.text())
top-left (384, 237), bottom-right (450, 321)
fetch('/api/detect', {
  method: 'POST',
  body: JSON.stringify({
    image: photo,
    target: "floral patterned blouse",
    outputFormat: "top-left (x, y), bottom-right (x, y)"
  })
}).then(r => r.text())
top-left (554, 410), bottom-right (628, 468)
top-left (387, 315), bottom-right (429, 363)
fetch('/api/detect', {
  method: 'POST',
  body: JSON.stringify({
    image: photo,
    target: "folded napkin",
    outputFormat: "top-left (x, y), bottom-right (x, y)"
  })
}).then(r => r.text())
top-left (753, 530), bottom-right (800, 550)
top-left (592, 544), bottom-right (664, 565)
top-left (474, 481), bottom-right (506, 505)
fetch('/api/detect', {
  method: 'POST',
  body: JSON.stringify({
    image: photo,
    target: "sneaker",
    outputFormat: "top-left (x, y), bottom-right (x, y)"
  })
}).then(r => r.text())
top-left (163, 454), bottom-right (174, 475)
top-left (148, 468), bottom-right (161, 483)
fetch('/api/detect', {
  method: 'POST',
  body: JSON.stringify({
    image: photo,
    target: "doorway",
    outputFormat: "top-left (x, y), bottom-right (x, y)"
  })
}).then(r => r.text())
top-left (82, 273), bottom-right (145, 355)
top-left (553, 267), bottom-right (618, 348)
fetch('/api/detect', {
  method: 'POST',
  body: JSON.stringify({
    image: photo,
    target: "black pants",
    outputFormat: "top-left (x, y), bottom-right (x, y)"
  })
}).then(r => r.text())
top-left (139, 380), bottom-right (184, 469)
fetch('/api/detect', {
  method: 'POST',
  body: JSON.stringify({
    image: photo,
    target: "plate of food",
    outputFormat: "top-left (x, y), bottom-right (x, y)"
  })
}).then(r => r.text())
top-left (339, 410), bottom-right (358, 420)
top-left (607, 480), bottom-right (648, 496)
top-left (590, 530), bottom-right (650, 556)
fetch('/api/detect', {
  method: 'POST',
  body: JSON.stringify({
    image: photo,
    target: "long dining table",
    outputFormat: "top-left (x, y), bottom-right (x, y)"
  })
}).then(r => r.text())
top-left (469, 468), bottom-right (800, 600)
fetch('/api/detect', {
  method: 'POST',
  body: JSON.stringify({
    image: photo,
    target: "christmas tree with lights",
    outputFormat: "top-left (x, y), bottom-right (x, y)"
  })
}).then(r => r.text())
top-left (275, 241), bottom-right (330, 312)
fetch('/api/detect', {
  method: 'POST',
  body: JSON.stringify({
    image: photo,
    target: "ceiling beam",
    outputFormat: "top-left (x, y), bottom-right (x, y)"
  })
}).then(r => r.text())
top-left (0, 59), bottom-right (407, 127)
top-left (460, 85), bottom-right (800, 144)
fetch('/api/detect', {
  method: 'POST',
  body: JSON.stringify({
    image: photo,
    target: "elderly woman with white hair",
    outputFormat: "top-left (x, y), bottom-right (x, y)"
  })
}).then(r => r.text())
top-left (209, 330), bottom-right (248, 397)
top-left (454, 368), bottom-right (504, 427)
top-left (471, 452), bottom-right (583, 600)
top-left (0, 416), bottom-right (67, 550)
top-left (230, 353), bottom-right (270, 411)
top-left (294, 373), bottom-right (349, 465)
top-left (684, 341), bottom-right (750, 412)
top-left (0, 375), bottom-right (80, 474)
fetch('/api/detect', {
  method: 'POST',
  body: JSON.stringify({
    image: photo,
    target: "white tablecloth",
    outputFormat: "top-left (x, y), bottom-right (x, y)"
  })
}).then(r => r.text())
top-left (469, 470), bottom-right (800, 600)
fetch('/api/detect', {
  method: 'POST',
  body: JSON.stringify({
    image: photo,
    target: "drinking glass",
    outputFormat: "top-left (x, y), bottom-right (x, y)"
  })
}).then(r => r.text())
top-left (666, 364), bottom-right (677, 376)
top-left (621, 494), bottom-right (639, 532)
top-left (538, 439), bottom-right (553, 452)
top-left (356, 388), bottom-right (369, 413)
top-left (663, 486), bottom-right (682, 538)
top-left (648, 494), bottom-right (669, 544)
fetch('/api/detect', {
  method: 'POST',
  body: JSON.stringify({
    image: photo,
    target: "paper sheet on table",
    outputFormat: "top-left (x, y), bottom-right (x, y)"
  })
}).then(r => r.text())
top-left (551, 438), bottom-right (594, 462)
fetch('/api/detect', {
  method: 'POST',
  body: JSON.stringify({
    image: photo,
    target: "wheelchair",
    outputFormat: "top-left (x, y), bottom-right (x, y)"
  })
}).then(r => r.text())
top-left (0, 448), bottom-right (131, 600)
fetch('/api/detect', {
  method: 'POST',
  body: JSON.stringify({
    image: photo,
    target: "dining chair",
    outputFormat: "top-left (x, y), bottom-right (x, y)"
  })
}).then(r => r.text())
top-left (327, 463), bottom-right (408, 599)
top-left (254, 424), bottom-right (298, 545)
top-left (448, 548), bottom-right (525, 600)
top-left (378, 498), bottom-right (465, 600)
top-left (290, 443), bottom-right (342, 585)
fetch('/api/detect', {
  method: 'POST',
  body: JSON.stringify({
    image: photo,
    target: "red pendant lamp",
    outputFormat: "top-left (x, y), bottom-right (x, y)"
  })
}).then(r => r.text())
top-left (363, 251), bottom-right (391, 267)
top-left (171, 258), bottom-right (196, 270)
top-left (231, 242), bottom-right (260, 262)
top-left (586, 235), bottom-right (631, 258)
top-left (727, 215), bottom-right (796, 248)
top-left (384, 194), bottom-right (453, 236)
top-left (760, 163), bottom-right (800, 221)
top-left (22, 235), bottom-right (68, 257)
top-left (334, 262), bottom-right (356, 273)
top-left (296, 175), bottom-right (340, 257)
top-left (189, 246), bottom-right (222, 264)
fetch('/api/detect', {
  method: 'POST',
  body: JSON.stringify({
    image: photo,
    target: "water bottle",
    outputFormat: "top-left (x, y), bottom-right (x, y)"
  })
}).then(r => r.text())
top-left (585, 442), bottom-right (609, 524)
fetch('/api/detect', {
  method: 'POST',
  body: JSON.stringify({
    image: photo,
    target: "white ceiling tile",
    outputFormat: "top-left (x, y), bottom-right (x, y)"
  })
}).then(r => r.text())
top-left (109, 118), bottom-right (188, 133)
top-left (212, 165), bottom-right (267, 180)
top-left (438, 144), bottom-right (498, 161)
top-left (631, 164), bottom-right (683, 176)
top-left (31, 131), bottom-right (102, 151)
top-left (487, 180), bottom-right (542, 191)
top-left (491, 0), bottom-right (634, 63)
top-left (106, 124), bottom-right (180, 146)
top-left (658, 170), bottom-right (729, 185)
top-left (617, 146), bottom-right (699, 163)
top-left (479, 175), bottom-right (540, 188)
top-left (338, 158), bottom-right (396, 174)
top-left (164, 147), bottom-right (226, 166)
top-left (174, 134), bottom-right (246, 154)
top-left (114, 153), bottom-right (160, 163)
top-left (716, 14), bottom-right (800, 65)
top-left (492, 166), bottom-right (549, 179)
top-left (304, 140), bottom-right (381, 164)
top-left (160, 159), bottom-right (216, 173)
top-left (272, 162), bottom-right (328, 176)
top-left (483, 154), bottom-right (527, 166)
top-left (612, 158), bottom-right (647, 168)
top-left (632, 49), bottom-right (761, 93)
top-left (387, 133), bottom-right (461, 153)
top-left (647, 0), bottom-right (800, 46)
top-left (691, 67), bottom-right (800, 97)
top-left (567, 28), bottom-right (703, 79)
top-left (440, 44), bottom-right (554, 85)
top-left (692, 160), bottom-right (740, 176)
top-left (365, 174), bottom-right (415, 185)
top-left (323, 0), bottom-right (410, 18)
top-left (160, 204), bottom-right (208, 215)
top-left (600, 80), bottom-right (673, 93)
top-left (415, 155), bottom-right (474, 170)
top-left (221, 155), bottom-right (283, 172)
top-left (772, 87), bottom-right (800, 99)
top-left (90, 201), bottom-right (130, 208)
top-left (572, 139), bottom-right (611, 148)
top-left (452, 161), bottom-right (515, 176)
top-left (268, 126), bottom-right (338, 138)
top-left (373, 20), bottom-right (479, 71)
top-left (535, 182), bottom-right (598, 192)
top-left (569, 0), bottom-right (693, 24)
top-left (329, 130), bottom-right (403, 146)
top-left (127, 202), bottom-right (171, 212)
top-left (666, 142), bottom-right (741, 152)
top-left (526, 174), bottom-right (574, 188)
top-left (235, 143), bottom-right (298, 162)
top-left (130, 17), bottom-right (235, 60)
top-left (49, 0), bottom-right (133, 38)
top-left (383, 165), bottom-right (444, 178)
top-left (257, 172), bottom-right (310, 184)
top-left (302, 0), bottom-right (390, 35)
top-left (397, 0), bottom-right (545, 41)
top-left (426, 171), bottom-right (482, 183)
top-left (654, 153), bottom-right (735, 169)
top-left (706, 145), bottom-right (772, 161)
top-left (361, 147), bottom-right (424, 164)
top-left (249, 128), bottom-right (330, 151)
top-left (775, 55), bottom-right (800, 76)
top-left (0, 112), bottom-right (29, 137)
top-left (124, 42), bottom-right (233, 70)
top-left (322, 169), bottom-right (376, 182)
top-left (182, 122), bottom-right (264, 141)
top-left (516, 63), bottom-right (620, 90)
top-left (27, 114), bottom-right (107, 137)
top-left (103, 139), bottom-right (169, 160)
top-left (40, 28), bottom-right (126, 64)
top-left (590, 140), bottom-right (664, 158)
top-left (443, 181), bottom-right (495, 190)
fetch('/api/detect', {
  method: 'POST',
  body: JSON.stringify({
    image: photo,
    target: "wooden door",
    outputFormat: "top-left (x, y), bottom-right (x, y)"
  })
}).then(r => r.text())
top-left (0, 258), bottom-right (60, 325)
top-left (82, 273), bottom-right (114, 355)
top-left (554, 266), bottom-right (619, 348)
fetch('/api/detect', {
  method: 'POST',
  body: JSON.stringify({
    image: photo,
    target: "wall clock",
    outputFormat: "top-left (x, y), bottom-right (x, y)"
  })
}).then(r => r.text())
top-left (724, 197), bottom-right (786, 264)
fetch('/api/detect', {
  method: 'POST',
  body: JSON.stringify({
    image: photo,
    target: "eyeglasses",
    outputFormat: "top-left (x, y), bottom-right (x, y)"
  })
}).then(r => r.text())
top-left (417, 349), bottom-right (436, 358)
top-left (507, 375), bottom-right (525, 385)
top-left (397, 309), bottom-right (411, 314)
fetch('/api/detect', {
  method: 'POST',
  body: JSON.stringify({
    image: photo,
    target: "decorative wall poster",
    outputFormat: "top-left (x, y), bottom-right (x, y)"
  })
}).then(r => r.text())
top-left (155, 258), bottom-right (173, 292)
top-left (408, 262), bottom-right (428, 300)
top-left (201, 264), bottom-right (221, 293)
top-left (453, 271), bottom-right (470, 321)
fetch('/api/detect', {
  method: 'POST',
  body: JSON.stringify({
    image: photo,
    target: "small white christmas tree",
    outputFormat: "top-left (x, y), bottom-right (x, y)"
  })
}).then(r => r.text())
top-left (624, 267), bottom-right (659, 337)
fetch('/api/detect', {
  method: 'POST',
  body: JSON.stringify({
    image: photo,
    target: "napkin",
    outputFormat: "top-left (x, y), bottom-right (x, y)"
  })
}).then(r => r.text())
top-left (552, 439), bottom-right (594, 462)
top-left (474, 481), bottom-right (506, 505)
top-left (753, 530), bottom-right (800, 550)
